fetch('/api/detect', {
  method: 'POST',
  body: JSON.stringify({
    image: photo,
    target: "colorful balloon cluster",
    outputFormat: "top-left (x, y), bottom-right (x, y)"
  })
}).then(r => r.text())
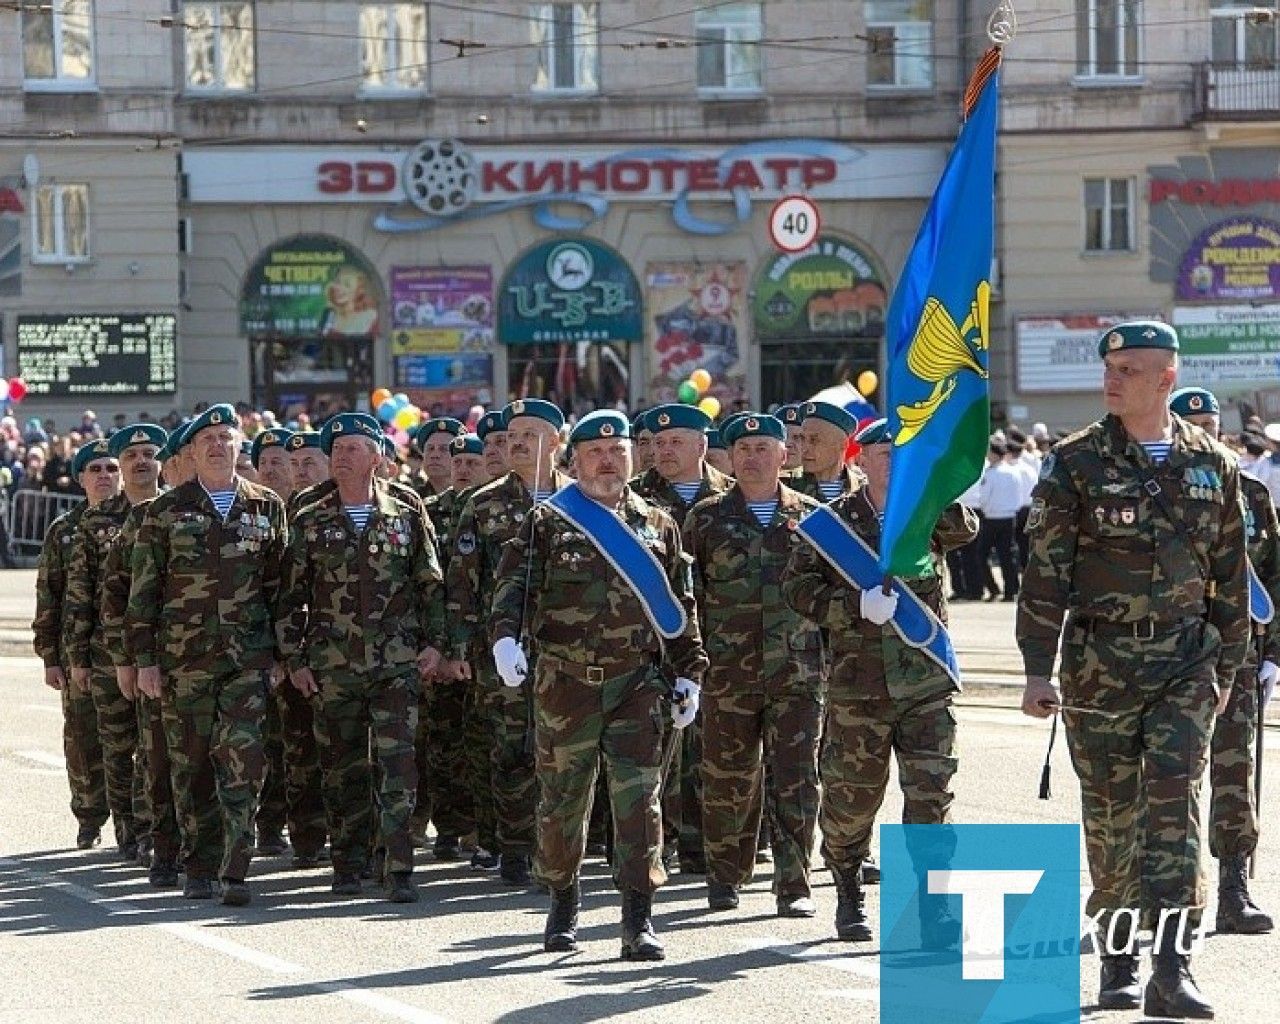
top-left (370, 387), bottom-right (422, 444)
top-left (0, 378), bottom-right (27, 404)
top-left (676, 368), bottom-right (720, 420)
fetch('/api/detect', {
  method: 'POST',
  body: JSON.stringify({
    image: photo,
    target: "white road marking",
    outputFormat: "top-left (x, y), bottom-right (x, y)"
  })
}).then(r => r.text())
top-left (0, 856), bottom-right (455, 1024)
top-left (737, 935), bottom-right (881, 981)
top-left (15, 749), bottom-right (64, 768)
top-left (819, 987), bottom-right (880, 1003)
top-left (22, 703), bottom-right (61, 713)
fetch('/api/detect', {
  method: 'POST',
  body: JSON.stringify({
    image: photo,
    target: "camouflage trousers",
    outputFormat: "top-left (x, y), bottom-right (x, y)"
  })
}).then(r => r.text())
top-left (137, 693), bottom-right (180, 867)
top-left (422, 677), bottom-right (475, 838)
top-left (486, 663), bottom-right (537, 858)
top-left (60, 680), bottom-right (107, 832)
top-left (701, 679), bottom-right (821, 895)
top-left (162, 670), bottom-right (268, 882)
top-left (463, 670), bottom-right (499, 853)
top-left (1209, 663), bottom-right (1262, 860)
top-left (273, 681), bottom-right (327, 857)
top-left (256, 693), bottom-right (287, 839)
top-left (313, 669), bottom-right (418, 876)
top-left (1060, 617), bottom-right (1217, 932)
top-left (532, 657), bottom-right (666, 894)
top-left (89, 670), bottom-right (147, 849)
top-left (820, 691), bottom-right (957, 873)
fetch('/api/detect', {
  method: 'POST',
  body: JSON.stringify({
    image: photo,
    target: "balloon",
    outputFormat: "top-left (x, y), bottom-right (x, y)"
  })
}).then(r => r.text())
top-left (698, 396), bottom-right (721, 420)
top-left (389, 427), bottom-right (410, 447)
top-left (371, 388), bottom-right (392, 409)
top-left (677, 381), bottom-right (699, 404)
top-left (8, 378), bottom-right (27, 403)
top-left (856, 370), bottom-right (878, 397)
top-left (690, 369), bottom-right (712, 394)
top-left (392, 392), bottom-right (410, 410)
top-left (377, 398), bottom-right (398, 422)
top-left (393, 407), bottom-right (418, 430)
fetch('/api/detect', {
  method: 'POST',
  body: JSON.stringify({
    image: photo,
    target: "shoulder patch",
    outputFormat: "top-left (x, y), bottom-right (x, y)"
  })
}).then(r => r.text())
top-left (1025, 498), bottom-right (1046, 532)
top-left (456, 530), bottom-right (476, 555)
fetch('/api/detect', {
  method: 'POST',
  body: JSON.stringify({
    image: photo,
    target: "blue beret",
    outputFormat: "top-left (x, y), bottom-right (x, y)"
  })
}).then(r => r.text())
top-left (569, 410), bottom-right (630, 445)
top-left (723, 413), bottom-right (785, 446)
top-left (185, 403), bottom-right (238, 441)
top-left (504, 398), bottom-right (565, 431)
top-left (319, 413), bottom-right (383, 456)
top-left (451, 433), bottom-right (484, 456)
top-left (718, 412), bottom-right (749, 439)
top-left (1098, 320), bottom-right (1179, 359)
top-left (1169, 387), bottom-right (1220, 418)
top-left (776, 403), bottom-right (804, 427)
top-left (476, 411), bottom-right (506, 441)
top-left (646, 403), bottom-right (711, 434)
top-left (414, 417), bottom-right (466, 452)
top-left (108, 423), bottom-right (166, 458)
top-left (285, 431), bottom-right (321, 453)
top-left (73, 438), bottom-right (114, 476)
top-left (631, 411), bottom-right (653, 437)
top-left (855, 417), bottom-right (891, 445)
top-left (250, 427), bottom-right (294, 468)
top-left (706, 428), bottom-right (726, 450)
top-left (801, 400), bottom-right (858, 436)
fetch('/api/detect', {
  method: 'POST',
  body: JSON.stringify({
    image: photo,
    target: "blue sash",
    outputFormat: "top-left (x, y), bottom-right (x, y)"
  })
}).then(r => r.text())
top-left (1249, 558), bottom-right (1274, 625)
top-left (796, 505), bottom-right (962, 687)
top-left (545, 483), bottom-right (688, 640)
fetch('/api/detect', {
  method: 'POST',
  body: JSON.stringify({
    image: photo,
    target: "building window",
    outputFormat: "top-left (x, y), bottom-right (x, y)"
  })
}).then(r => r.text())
top-left (1084, 177), bottom-right (1133, 252)
top-left (1212, 3), bottom-right (1278, 68)
top-left (22, 0), bottom-right (94, 88)
top-left (530, 3), bottom-right (598, 93)
top-left (1076, 0), bottom-right (1140, 78)
top-left (32, 184), bottom-right (90, 263)
top-left (184, 2), bottom-right (255, 91)
top-left (695, 3), bottom-right (763, 93)
top-left (866, 0), bottom-right (933, 89)
top-left (360, 3), bottom-right (428, 92)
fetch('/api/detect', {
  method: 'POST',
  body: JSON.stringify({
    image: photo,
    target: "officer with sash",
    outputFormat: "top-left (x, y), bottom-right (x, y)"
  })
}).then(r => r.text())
top-left (782, 418), bottom-right (977, 944)
top-left (1169, 386), bottom-right (1277, 936)
top-left (793, 401), bottom-right (862, 502)
top-left (491, 409), bottom-right (708, 961)
top-left (448, 398), bottom-right (572, 886)
top-left (681, 413), bottom-right (822, 917)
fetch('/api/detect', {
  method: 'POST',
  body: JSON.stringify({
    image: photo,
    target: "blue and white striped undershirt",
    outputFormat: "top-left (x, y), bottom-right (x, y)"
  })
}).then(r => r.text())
top-left (204, 487), bottom-right (235, 521)
top-left (1141, 441), bottom-right (1173, 465)
top-left (528, 489), bottom-right (553, 504)
top-left (746, 500), bottom-right (778, 527)
top-left (818, 480), bottom-right (844, 502)
top-left (672, 481), bottom-right (702, 504)
top-left (345, 504), bottom-right (373, 532)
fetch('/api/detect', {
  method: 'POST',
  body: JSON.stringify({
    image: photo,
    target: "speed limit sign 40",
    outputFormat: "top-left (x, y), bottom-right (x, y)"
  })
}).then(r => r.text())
top-left (768, 194), bottom-right (821, 253)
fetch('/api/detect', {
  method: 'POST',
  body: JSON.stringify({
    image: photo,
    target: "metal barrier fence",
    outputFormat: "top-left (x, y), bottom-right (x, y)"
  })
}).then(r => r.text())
top-left (7, 490), bottom-right (85, 558)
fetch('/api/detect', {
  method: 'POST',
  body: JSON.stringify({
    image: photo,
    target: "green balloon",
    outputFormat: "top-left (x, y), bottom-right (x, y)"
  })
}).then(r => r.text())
top-left (677, 381), bottom-right (699, 404)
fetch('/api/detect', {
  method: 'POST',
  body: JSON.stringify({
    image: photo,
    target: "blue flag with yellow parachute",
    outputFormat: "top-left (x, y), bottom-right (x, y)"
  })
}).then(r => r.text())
top-left (879, 48), bottom-right (1001, 578)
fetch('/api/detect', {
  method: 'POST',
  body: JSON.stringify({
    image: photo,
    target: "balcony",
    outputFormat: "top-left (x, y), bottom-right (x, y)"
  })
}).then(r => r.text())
top-left (1195, 62), bottom-right (1280, 119)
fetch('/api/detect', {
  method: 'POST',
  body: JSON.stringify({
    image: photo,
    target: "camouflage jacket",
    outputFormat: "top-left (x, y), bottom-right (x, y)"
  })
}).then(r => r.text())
top-left (490, 486), bottom-right (708, 681)
top-left (1241, 472), bottom-right (1280, 666)
top-left (31, 504), bottom-right (87, 668)
top-left (292, 477), bottom-right (431, 528)
top-left (782, 485), bottom-right (977, 703)
top-left (630, 463), bottom-right (733, 527)
top-left (681, 483), bottom-right (822, 691)
top-left (423, 487), bottom-right (461, 573)
top-left (125, 476), bottom-right (287, 675)
top-left (100, 499), bottom-right (154, 668)
top-left (791, 464), bottom-right (865, 503)
top-left (405, 471), bottom-right (439, 503)
top-left (64, 493), bottom-right (139, 669)
top-left (276, 481), bottom-right (445, 677)
top-left (1017, 414), bottom-right (1249, 682)
top-left (446, 469), bottom-right (572, 657)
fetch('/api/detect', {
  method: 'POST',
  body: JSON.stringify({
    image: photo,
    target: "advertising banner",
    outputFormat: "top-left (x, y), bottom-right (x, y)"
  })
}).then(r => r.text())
top-left (389, 266), bottom-right (494, 355)
top-left (1177, 216), bottom-right (1280, 302)
top-left (240, 235), bottom-right (381, 338)
top-left (645, 261), bottom-right (747, 404)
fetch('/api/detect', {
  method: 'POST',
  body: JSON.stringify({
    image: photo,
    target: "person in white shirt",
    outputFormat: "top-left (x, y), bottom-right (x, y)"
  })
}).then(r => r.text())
top-left (1005, 428), bottom-right (1040, 567)
top-left (976, 441), bottom-right (1023, 600)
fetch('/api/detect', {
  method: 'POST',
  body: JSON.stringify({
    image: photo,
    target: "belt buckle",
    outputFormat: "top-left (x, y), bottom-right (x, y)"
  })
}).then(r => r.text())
top-left (1132, 619), bottom-right (1155, 641)
top-left (586, 666), bottom-right (604, 683)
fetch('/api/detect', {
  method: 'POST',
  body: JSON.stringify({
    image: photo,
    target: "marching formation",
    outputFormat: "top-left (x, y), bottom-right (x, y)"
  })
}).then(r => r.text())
top-left (28, 321), bottom-right (1277, 1016)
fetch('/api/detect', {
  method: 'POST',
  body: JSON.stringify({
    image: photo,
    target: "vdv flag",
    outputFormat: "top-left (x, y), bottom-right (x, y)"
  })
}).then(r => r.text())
top-left (880, 48), bottom-right (1001, 578)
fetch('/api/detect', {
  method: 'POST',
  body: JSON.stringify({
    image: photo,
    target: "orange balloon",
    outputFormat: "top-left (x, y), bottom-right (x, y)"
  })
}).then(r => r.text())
top-left (690, 369), bottom-right (712, 394)
top-left (856, 370), bottom-right (878, 397)
top-left (371, 388), bottom-right (392, 409)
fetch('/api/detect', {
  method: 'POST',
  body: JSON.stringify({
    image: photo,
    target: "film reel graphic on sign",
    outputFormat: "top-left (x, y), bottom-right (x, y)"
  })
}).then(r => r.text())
top-left (402, 139), bottom-right (477, 216)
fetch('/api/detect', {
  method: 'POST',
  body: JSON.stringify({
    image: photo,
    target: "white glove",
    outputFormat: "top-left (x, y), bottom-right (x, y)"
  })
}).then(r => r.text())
top-left (492, 637), bottom-right (528, 688)
top-left (1260, 659), bottom-right (1279, 708)
top-left (671, 678), bottom-right (700, 729)
top-left (860, 586), bottom-right (899, 626)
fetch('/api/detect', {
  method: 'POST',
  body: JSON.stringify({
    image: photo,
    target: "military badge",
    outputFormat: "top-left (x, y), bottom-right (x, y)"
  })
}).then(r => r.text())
top-left (1026, 498), bottom-right (1046, 532)
top-left (600, 422), bottom-right (615, 437)
top-left (1188, 395), bottom-right (1204, 411)
top-left (511, 400), bottom-right (525, 415)
top-left (130, 429), bottom-right (149, 444)
top-left (657, 413), bottom-right (671, 427)
top-left (1106, 332), bottom-right (1124, 350)
top-left (457, 531), bottom-right (477, 555)
top-left (211, 411), bottom-right (223, 424)
top-left (1120, 507), bottom-right (1135, 525)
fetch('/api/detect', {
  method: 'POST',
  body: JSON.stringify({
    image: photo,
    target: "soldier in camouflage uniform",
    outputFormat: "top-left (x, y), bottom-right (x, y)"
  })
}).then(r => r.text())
top-left (66, 437), bottom-right (152, 861)
top-left (1168, 387), bottom-right (1276, 937)
top-left (1019, 323), bottom-right (1248, 1019)
top-left (632, 413), bottom-right (654, 474)
top-left (478, 410), bottom-right (509, 483)
top-left (33, 488), bottom-right (107, 850)
top-left (101, 425), bottom-right (191, 886)
top-left (704, 428), bottom-right (732, 477)
top-left (127, 403), bottom-right (286, 906)
top-left (783, 418), bottom-right (977, 944)
top-left (287, 431), bottom-right (328, 506)
top-left (278, 413), bottom-right (446, 903)
top-left (792, 401), bottom-right (863, 502)
top-left (682, 413), bottom-right (821, 917)
top-left (776, 404), bottom-right (804, 478)
top-left (631, 403), bottom-right (732, 875)
top-left (491, 409), bottom-right (708, 960)
top-left (448, 399), bottom-right (571, 886)
top-left (406, 416), bottom-right (455, 501)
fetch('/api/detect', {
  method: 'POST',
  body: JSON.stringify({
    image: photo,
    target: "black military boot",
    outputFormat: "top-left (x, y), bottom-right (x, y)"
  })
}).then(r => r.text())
top-left (919, 894), bottom-right (961, 950)
top-left (620, 889), bottom-right (665, 961)
top-left (220, 878), bottom-right (251, 907)
top-left (1216, 854), bottom-right (1274, 934)
top-left (255, 829), bottom-right (287, 857)
top-left (500, 852), bottom-right (532, 886)
top-left (1097, 955), bottom-right (1142, 1010)
top-left (136, 837), bottom-right (153, 869)
top-left (832, 864), bottom-right (872, 941)
top-left (861, 855), bottom-right (880, 885)
top-left (1144, 926), bottom-right (1214, 1020)
top-left (434, 835), bottom-right (462, 861)
top-left (75, 824), bottom-right (102, 850)
top-left (544, 881), bottom-right (581, 952)
top-left (386, 872), bottom-right (419, 904)
top-left (148, 860), bottom-right (180, 888)
top-left (707, 880), bottom-right (739, 912)
top-left (183, 876), bottom-right (214, 900)
top-left (331, 871), bottom-right (362, 896)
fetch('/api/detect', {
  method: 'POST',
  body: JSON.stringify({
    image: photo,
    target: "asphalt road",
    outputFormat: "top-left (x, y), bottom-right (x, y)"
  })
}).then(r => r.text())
top-left (1, 573), bottom-right (1278, 1022)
